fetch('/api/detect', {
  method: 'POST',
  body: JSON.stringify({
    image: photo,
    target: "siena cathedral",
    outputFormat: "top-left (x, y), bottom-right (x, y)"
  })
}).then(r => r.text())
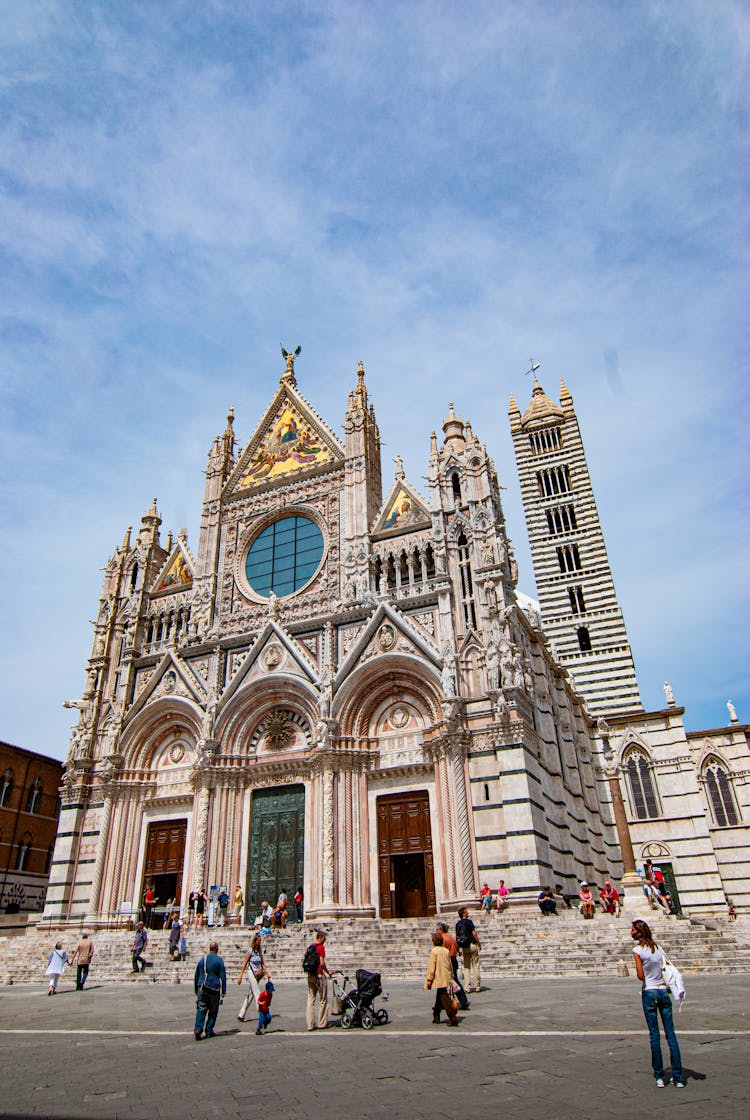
top-left (44, 355), bottom-right (750, 925)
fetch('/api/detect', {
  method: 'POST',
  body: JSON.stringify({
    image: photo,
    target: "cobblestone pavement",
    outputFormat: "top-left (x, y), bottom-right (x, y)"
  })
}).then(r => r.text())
top-left (1, 974), bottom-right (748, 1120)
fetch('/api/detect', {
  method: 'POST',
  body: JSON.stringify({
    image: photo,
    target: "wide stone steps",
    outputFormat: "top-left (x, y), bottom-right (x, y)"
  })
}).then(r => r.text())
top-left (3, 912), bottom-right (750, 985)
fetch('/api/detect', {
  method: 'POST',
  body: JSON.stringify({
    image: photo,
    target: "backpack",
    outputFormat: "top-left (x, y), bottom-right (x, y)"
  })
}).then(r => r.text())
top-left (302, 943), bottom-right (319, 974)
top-left (456, 918), bottom-right (473, 948)
top-left (661, 953), bottom-right (686, 1011)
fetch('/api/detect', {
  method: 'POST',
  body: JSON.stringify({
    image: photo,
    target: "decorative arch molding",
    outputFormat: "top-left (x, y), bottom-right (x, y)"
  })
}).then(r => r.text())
top-left (335, 655), bottom-right (443, 739)
top-left (216, 677), bottom-right (319, 756)
top-left (118, 697), bottom-right (203, 771)
top-left (446, 514), bottom-right (472, 542)
top-left (695, 745), bottom-right (732, 773)
top-left (614, 727), bottom-right (653, 768)
top-left (639, 840), bottom-right (673, 861)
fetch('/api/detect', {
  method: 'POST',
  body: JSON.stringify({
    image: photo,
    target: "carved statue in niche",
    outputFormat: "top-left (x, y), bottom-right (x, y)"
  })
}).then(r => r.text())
top-left (485, 640), bottom-right (500, 690)
top-left (441, 645), bottom-right (457, 699)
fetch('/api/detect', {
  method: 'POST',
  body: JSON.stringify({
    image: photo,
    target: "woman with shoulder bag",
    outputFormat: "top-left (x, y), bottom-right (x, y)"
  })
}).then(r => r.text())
top-left (425, 931), bottom-right (458, 1027)
top-left (237, 932), bottom-right (270, 1023)
top-left (631, 919), bottom-right (685, 1088)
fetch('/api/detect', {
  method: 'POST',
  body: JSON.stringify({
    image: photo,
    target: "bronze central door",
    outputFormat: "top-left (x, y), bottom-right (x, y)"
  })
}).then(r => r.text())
top-left (377, 791), bottom-right (435, 918)
top-left (247, 785), bottom-right (305, 920)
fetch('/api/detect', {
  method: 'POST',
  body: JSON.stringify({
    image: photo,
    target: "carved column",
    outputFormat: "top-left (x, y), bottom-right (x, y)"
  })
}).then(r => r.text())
top-left (451, 739), bottom-right (476, 898)
top-left (192, 784), bottom-right (211, 890)
top-left (321, 767), bottom-right (335, 906)
top-left (88, 790), bottom-right (114, 917)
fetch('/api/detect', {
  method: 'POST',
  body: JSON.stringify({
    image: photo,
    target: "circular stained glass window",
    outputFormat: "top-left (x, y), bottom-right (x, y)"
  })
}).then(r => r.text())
top-left (245, 515), bottom-right (324, 599)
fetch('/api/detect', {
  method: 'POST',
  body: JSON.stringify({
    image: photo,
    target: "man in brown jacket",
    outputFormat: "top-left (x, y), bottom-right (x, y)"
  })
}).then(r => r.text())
top-left (70, 932), bottom-right (94, 991)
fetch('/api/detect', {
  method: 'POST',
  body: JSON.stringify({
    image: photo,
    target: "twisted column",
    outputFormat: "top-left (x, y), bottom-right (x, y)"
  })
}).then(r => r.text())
top-left (88, 792), bottom-right (113, 915)
top-left (451, 742), bottom-right (476, 896)
top-left (192, 785), bottom-right (211, 890)
top-left (321, 767), bottom-right (335, 905)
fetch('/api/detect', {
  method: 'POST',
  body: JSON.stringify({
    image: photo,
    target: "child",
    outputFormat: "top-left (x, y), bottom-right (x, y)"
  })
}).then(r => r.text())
top-left (256, 979), bottom-right (274, 1035)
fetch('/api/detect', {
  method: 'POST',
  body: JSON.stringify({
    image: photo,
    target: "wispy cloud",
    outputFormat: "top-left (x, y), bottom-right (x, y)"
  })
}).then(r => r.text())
top-left (0, 0), bottom-right (747, 755)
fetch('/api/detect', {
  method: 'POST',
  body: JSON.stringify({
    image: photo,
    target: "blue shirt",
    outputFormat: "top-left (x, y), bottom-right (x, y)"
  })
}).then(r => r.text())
top-left (195, 952), bottom-right (227, 996)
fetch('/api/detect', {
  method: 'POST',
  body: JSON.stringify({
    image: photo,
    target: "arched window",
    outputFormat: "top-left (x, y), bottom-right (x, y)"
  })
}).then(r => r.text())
top-left (26, 777), bottom-right (42, 814)
top-left (703, 759), bottom-right (740, 827)
top-left (0, 768), bottom-right (12, 807)
top-left (457, 532), bottom-right (476, 630)
top-left (15, 832), bottom-right (32, 871)
top-left (625, 749), bottom-right (660, 819)
top-left (450, 472), bottom-right (462, 501)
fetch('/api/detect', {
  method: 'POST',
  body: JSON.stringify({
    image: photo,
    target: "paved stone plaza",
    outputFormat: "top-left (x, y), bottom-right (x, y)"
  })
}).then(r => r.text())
top-left (1, 974), bottom-right (749, 1119)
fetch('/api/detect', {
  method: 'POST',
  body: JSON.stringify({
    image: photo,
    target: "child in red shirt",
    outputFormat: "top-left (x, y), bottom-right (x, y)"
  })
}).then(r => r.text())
top-left (256, 980), bottom-right (274, 1034)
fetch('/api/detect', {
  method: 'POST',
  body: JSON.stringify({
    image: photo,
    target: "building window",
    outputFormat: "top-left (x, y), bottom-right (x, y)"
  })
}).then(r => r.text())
top-left (703, 760), bottom-right (740, 827)
top-left (546, 504), bottom-right (578, 536)
top-left (625, 750), bottom-right (660, 819)
top-left (457, 532), bottom-right (477, 630)
top-left (529, 427), bottom-right (562, 455)
top-left (45, 843), bottom-right (54, 875)
top-left (15, 833), bottom-right (32, 872)
top-left (577, 626), bottom-right (592, 652)
top-left (25, 778), bottom-right (42, 814)
top-left (245, 515), bottom-right (324, 598)
top-left (557, 544), bottom-right (582, 573)
top-left (568, 585), bottom-right (586, 614)
top-left (536, 465), bottom-right (571, 498)
top-left (0, 768), bottom-right (12, 807)
top-left (450, 473), bottom-right (462, 501)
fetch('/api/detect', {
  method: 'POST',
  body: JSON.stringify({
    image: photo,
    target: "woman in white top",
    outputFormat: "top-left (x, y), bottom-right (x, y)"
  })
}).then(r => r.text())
top-left (237, 932), bottom-right (270, 1022)
top-left (631, 919), bottom-right (685, 1088)
top-left (45, 942), bottom-right (69, 995)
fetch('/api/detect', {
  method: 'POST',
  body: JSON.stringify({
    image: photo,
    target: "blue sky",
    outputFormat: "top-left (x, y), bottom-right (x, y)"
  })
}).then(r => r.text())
top-left (0, 1), bottom-right (747, 760)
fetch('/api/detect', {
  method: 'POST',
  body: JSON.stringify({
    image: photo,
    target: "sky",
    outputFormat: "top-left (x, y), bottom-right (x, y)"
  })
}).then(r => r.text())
top-left (0, 0), bottom-right (747, 761)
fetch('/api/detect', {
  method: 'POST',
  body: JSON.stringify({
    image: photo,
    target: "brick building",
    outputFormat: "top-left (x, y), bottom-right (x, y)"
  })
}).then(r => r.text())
top-left (0, 742), bottom-right (63, 913)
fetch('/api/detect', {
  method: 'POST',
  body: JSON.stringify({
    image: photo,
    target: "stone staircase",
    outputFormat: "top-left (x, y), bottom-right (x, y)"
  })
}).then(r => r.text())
top-left (3, 911), bottom-right (750, 986)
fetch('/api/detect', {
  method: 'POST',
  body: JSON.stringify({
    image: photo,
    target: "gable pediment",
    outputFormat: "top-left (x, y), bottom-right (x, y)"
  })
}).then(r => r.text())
top-left (151, 539), bottom-right (195, 594)
top-left (126, 651), bottom-right (206, 722)
top-left (220, 620), bottom-right (320, 704)
top-left (334, 602), bottom-right (441, 689)
top-left (225, 383), bottom-right (344, 496)
top-left (372, 479), bottom-right (431, 538)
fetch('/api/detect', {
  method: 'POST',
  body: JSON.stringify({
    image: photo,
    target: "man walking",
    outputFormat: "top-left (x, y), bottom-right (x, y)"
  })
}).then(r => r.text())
top-left (194, 939), bottom-right (227, 1040)
top-left (456, 906), bottom-right (482, 993)
top-left (131, 921), bottom-right (150, 973)
top-left (305, 929), bottom-right (332, 1031)
top-left (437, 922), bottom-right (469, 1010)
top-left (217, 888), bottom-right (230, 927)
top-left (70, 931), bottom-right (94, 990)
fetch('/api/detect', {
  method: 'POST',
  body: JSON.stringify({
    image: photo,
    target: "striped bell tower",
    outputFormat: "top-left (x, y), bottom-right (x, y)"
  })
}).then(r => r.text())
top-left (510, 377), bottom-right (641, 713)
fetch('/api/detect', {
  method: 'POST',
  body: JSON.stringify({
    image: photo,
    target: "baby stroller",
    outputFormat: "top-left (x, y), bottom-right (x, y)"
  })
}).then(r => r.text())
top-left (333, 969), bottom-right (389, 1029)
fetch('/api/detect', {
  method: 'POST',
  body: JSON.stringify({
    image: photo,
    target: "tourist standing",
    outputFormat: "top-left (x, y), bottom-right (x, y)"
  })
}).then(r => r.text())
top-left (455, 906), bottom-right (482, 993)
top-left (294, 885), bottom-right (303, 922)
top-left (70, 932), bottom-right (94, 990)
top-left (217, 888), bottom-right (230, 927)
top-left (237, 932), bottom-right (270, 1022)
top-left (631, 919), bottom-right (685, 1087)
top-left (45, 942), bottom-right (68, 995)
top-left (234, 884), bottom-right (244, 924)
top-left (425, 931), bottom-right (458, 1026)
top-left (305, 930), bottom-right (332, 1031)
top-left (194, 940), bottom-right (227, 1041)
top-left (168, 914), bottom-right (182, 959)
top-left (195, 887), bottom-right (207, 927)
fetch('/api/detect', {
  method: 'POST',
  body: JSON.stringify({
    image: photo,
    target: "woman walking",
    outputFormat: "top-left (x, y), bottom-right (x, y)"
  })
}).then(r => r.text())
top-left (237, 932), bottom-right (270, 1022)
top-left (425, 931), bottom-right (458, 1026)
top-left (45, 941), bottom-right (69, 995)
top-left (631, 919), bottom-right (685, 1088)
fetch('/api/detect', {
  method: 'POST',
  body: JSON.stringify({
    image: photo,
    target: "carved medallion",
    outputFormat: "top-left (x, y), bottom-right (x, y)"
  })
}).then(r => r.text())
top-left (377, 623), bottom-right (396, 651)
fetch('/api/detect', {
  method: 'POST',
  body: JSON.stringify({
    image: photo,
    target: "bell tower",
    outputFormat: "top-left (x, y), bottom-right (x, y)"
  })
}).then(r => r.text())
top-left (510, 378), bottom-right (641, 713)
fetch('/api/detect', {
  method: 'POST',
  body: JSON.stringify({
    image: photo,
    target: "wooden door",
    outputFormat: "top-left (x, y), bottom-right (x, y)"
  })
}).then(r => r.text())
top-left (377, 791), bottom-right (435, 918)
top-left (142, 819), bottom-right (187, 903)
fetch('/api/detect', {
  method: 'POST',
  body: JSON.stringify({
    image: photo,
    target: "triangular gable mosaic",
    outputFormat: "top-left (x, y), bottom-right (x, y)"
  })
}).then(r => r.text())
top-left (236, 393), bottom-right (341, 490)
top-left (373, 482), bottom-right (431, 536)
top-left (153, 543), bottom-right (193, 593)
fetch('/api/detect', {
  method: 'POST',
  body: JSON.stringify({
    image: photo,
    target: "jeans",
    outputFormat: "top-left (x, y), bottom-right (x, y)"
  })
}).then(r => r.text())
top-left (76, 963), bottom-right (90, 989)
top-left (642, 988), bottom-right (683, 1082)
top-left (195, 987), bottom-right (221, 1037)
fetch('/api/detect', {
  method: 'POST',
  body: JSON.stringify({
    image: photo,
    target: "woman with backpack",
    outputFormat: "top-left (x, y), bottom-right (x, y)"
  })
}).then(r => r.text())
top-left (237, 932), bottom-right (271, 1022)
top-left (631, 919), bottom-right (685, 1088)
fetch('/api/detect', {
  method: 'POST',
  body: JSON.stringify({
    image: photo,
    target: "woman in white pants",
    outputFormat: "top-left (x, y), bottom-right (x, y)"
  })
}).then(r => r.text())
top-left (237, 933), bottom-right (269, 1021)
top-left (45, 942), bottom-right (68, 994)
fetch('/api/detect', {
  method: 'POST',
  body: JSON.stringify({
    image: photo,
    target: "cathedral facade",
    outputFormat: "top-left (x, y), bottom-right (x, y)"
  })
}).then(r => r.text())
top-left (42, 357), bottom-right (748, 926)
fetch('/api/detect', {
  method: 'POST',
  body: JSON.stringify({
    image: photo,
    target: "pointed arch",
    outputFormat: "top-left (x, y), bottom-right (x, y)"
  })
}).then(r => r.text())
top-left (623, 745), bottom-right (660, 820)
top-left (701, 755), bottom-right (740, 827)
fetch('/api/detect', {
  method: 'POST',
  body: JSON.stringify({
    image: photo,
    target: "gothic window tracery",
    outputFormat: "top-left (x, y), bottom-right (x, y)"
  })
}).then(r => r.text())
top-left (702, 758), bottom-right (740, 827)
top-left (624, 748), bottom-right (660, 819)
top-left (25, 777), bottom-right (42, 814)
top-left (457, 532), bottom-right (476, 630)
top-left (0, 768), bottom-right (12, 808)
